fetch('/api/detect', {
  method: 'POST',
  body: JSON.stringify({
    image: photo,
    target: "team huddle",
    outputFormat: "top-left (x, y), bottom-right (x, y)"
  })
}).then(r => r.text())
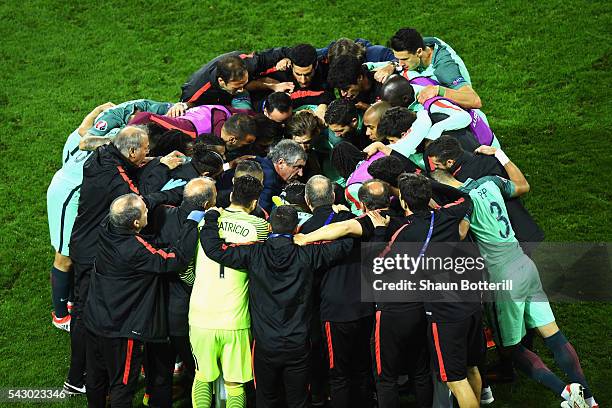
top-left (46, 28), bottom-right (598, 408)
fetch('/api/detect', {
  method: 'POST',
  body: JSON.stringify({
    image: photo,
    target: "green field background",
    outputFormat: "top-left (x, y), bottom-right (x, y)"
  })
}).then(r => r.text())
top-left (0, 0), bottom-right (610, 406)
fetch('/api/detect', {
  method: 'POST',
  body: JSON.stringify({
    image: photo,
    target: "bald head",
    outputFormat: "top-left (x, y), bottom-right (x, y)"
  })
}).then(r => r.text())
top-left (381, 75), bottom-right (415, 108)
top-left (183, 177), bottom-right (217, 211)
top-left (113, 125), bottom-right (149, 165)
top-left (364, 101), bottom-right (391, 142)
top-left (305, 175), bottom-right (334, 210)
top-left (358, 179), bottom-right (390, 211)
top-left (109, 193), bottom-right (147, 231)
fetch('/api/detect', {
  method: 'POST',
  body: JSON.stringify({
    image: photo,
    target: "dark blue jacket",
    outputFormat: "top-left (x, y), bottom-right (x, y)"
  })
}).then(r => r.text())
top-left (256, 156), bottom-right (284, 213)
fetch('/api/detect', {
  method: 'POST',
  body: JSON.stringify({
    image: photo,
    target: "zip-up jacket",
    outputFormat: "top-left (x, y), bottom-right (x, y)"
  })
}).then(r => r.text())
top-left (69, 144), bottom-right (169, 264)
top-left (146, 202), bottom-right (199, 336)
top-left (268, 64), bottom-right (333, 108)
top-left (200, 210), bottom-right (353, 352)
top-left (299, 205), bottom-right (373, 322)
top-left (84, 217), bottom-right (199, 342)
top-left (181, 48), bottom-right (290, 106)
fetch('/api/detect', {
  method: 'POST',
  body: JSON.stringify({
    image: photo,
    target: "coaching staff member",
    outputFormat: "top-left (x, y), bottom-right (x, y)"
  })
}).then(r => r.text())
top-left (83, 193), bottom-right (202, 408)
top-left (65, 125), bottom-right (183, 395)
top-left (201, 205), bottom-right (353, 408)
top-left (143, 177), bottom-right (218, 407)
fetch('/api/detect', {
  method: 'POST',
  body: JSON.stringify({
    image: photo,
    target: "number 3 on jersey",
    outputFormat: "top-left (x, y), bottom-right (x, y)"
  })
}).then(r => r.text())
top-left (489, 201), bottom-right (510, 238)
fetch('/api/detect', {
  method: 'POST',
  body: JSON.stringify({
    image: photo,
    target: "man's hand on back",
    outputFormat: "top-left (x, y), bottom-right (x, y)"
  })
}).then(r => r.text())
top-left (160, 151), bottom-right (186, 169)
top-left (373, 63), bottom-right (395, 83)
top-left (270, 82), bottom-right (295, 93)
top-left (275, 58), bottom-right (292, 71)
top-left (367, 210), bottom-right (390, 228)
top-left (293, 233), bottom-right (309, 246)
top-left (474, 145), bottom-right (497, 156)
top-left (166, 102), bottom-right (188, 118)
top-left (417, 85), bottom-right (439, 104)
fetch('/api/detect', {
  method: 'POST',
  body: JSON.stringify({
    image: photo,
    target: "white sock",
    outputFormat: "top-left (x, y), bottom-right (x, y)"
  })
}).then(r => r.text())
top-left (560, 384), bottom-right (571, 401)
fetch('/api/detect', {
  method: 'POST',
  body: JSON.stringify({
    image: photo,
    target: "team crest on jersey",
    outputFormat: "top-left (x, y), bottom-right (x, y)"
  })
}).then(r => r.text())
top-left (452, 77), bottom-right (465, 86)
top-left (94, 120), bottom-right (108, 131)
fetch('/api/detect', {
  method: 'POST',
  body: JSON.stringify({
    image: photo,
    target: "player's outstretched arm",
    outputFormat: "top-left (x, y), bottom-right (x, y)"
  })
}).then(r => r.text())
top-left (475, 146), bottom-right (530, 196)
top-left (419, 85), bottom-right (482, 109)
top-left (442, 85), bottom-right (482, 109)
top-left (363, 141), bottom-right (392, 158)
top-left (293, 219), bottom-right (363, 246)
top-left (79, 135), bottom-right (112, 151)
top-left (77, 102), bottom-right (115, 136)
top-left (427, 100), bottom-right (472, 140)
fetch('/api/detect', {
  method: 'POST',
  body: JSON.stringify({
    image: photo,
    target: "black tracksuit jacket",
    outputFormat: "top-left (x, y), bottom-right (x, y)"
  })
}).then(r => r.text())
top-left (180, 48), bottom-right (290, 106)
top-left (200, 210), bottom-right (353, 352)
top-left (299, 205), bottom-right (373, 322)
top-left (69, 143), bottom-right (170, 264)
top-left (145, 202), bottom-right (197, 337)
top-left (84, 217), bottom-right (198, 342)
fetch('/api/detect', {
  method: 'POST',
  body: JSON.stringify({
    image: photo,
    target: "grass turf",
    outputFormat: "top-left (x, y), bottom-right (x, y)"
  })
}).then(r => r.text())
top-left (0, 0), bottom-right (610, 406)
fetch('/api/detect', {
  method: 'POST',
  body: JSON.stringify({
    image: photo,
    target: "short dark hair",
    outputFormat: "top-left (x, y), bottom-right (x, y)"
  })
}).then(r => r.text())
top-left (191, 142), bottom-right (224, 176)
top-left (254, 114), bottom-right (284, 146)
top-left (235, 159), bottom-right (263, 179)
top-left (377, 107), bottom-right (417, 139)
top-left (231, 175), bottom-right (263, 208)
top-left (270, 205), bottom-right (298, 234)
top-left (331, 141), bottom-right (366, 180)
top-left (358, 180), bottom-right (391, 210)
top-left (424, 135), bottom-right (463, 163)
top-left (217, 55), bottom-right (248, 82)
top-left (398, 173), bottom-right (431, 212)
top-left (324, 98), bottom-right (358, 126)
top-left (223, 113), bottom-right (257, 141)
top-left (149, 129), bottom-right (193, 157)
top-left (305, 175), bottom-right (334, 208)
top-left (368, 156), bottom-right (406, 187)
top-left (197, 133), bottom-right (225, 147)
top-left (289, 43), bottom-right (317, 67)
top-left (265, 92), bottom-right (292, 114)
top-left (327, 55), bottom-right (364, 91)
top-left (286, 110), bottom-right (324, 139)
top-left (328, 38), bottom-right (366, 64)
top-left (390, 28), bottom-right (425, 53)
top-left (109, 194), bottom-right (142, 230)
top-left (145, 122), bottom-right (167, 145)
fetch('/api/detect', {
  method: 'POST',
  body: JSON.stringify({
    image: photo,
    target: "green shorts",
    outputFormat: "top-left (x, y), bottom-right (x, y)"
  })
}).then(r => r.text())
top-left (47, 172), bottom-right (81, 256)
top-left (489, 254), bottom-right (555, 346)
top-left (190, 326), bottom-right (253, 383)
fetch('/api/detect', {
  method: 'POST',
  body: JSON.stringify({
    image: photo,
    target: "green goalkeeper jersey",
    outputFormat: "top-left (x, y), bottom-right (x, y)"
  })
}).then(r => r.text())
top-left (189, 208), bottom-right (269, 330)
top-left (459, 176), bottom-right (523, 264)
